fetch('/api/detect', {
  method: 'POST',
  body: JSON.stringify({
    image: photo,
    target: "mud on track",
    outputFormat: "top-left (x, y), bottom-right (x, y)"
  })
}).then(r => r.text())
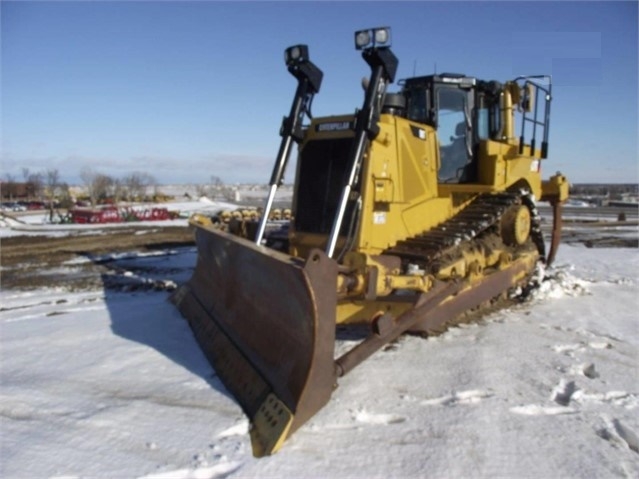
top-left (0, 226), bottom-right (194, 290)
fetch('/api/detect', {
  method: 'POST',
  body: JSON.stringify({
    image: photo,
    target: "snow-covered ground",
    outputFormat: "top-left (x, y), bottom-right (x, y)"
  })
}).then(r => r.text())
top-left (1, 222), bottom-right (638, 477)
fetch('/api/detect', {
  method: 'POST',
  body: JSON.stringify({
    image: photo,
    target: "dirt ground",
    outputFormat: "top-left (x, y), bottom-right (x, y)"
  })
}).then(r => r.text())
top-left (1, 218), bottom-right (636, 291)
top-left (0, 226), bottom-right (194, 290)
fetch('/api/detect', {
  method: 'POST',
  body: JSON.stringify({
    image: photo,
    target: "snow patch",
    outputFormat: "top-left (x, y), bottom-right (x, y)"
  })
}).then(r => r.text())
top-left (1, 243), bottom-right (637, 478)
top-left (531, 266), bottom-right (591, 300)
top-left (217, 421), bottom-right (249, 438)
top-left (421, 389), bottom-right (493, 406)
top-left (510, 405), bottom-right (578, 416)
top-left (573, 391), bottom-right (638, 409)
top-left (353, 409), bottom-right (406, 425)
top-left (138, 461), bottom-right (242, 479)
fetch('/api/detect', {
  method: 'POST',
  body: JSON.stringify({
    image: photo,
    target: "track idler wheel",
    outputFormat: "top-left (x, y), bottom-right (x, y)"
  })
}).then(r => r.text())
top-left (500, 205), bottom-right (531, 246)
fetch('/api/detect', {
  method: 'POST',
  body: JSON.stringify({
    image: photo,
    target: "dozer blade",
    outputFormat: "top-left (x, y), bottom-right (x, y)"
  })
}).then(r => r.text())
top-left (171, 225), bottom-right (337, 457)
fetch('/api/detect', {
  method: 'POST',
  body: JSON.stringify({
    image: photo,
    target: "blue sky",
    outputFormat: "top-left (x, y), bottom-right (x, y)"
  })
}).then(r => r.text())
top-left (2, 1), bottom-right (637, 185)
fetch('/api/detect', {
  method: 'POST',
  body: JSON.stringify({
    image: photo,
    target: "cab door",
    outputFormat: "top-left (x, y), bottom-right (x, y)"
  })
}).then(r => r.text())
top-left (435, 85), bottom-right (474, 183)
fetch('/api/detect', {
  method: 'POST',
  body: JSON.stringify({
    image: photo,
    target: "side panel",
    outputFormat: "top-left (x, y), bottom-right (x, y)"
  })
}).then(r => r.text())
top-left (448, 139), bottom-right (543, 199)
top-left (356, 115), bottom-right (445, 254)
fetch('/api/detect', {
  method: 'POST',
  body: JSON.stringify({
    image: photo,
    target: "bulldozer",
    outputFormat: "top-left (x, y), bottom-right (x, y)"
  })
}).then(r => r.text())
top-left (172, 27), bottom-right (569, 457)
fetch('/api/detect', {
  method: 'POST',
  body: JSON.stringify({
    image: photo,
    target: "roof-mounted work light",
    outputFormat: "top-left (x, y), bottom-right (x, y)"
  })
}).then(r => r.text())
top-left (354, 26), bottom-right (391, 50)
top-left (283, 44), bottom-right (322, 94)
top-left (285, 44), bottom-right (309, 67)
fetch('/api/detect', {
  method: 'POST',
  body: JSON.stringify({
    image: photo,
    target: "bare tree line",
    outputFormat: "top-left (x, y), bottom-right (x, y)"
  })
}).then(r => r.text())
top-left (2, 169), bottom-right (245, 207)
top-left (194, 175), bottom-right (235, 200)
top-left (78, 168), bottom-right (157, 205)
top-left (1, 168), bottom-right (72, 205)
top-left (2, 168), bottom-right (157, 206)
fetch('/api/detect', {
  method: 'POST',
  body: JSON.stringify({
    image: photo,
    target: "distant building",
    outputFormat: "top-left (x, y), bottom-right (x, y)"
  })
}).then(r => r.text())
top-left (0, 181), bottom-right (29, 200)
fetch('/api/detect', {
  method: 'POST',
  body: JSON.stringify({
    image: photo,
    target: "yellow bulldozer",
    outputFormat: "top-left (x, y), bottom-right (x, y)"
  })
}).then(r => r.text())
top-left (172, 27), bottom-right (569, 457)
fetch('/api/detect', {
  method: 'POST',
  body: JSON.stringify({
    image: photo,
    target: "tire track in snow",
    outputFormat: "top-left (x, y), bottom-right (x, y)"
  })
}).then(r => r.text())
top-left (595, 415), bottom-right (639, 455)
top-left (1, 291), bottom-right (106, 323)
top-left (510, 319), bottom-right (639, 465)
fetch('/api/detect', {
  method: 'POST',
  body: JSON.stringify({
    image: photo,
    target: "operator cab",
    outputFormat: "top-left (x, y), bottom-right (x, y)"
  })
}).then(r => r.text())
top-left (400, 74), bottom-right (502, 184)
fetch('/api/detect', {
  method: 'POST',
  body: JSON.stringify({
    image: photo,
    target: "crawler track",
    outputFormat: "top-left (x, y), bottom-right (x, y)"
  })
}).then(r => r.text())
top-left (385, 192), bottom-right (544, 268)
top-left (382, 192), bottom-right (545, 336)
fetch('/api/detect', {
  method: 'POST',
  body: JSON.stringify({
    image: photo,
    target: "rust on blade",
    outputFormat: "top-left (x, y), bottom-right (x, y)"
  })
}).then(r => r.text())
top-left (171, 225), bottom-right (337, 456)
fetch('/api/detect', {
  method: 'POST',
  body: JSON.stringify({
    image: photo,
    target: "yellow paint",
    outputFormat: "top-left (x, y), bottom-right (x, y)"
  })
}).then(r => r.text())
top-left (287, 80), bottom-right (562, 326)
top-left (250, 393), bottom-right (294, 457)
